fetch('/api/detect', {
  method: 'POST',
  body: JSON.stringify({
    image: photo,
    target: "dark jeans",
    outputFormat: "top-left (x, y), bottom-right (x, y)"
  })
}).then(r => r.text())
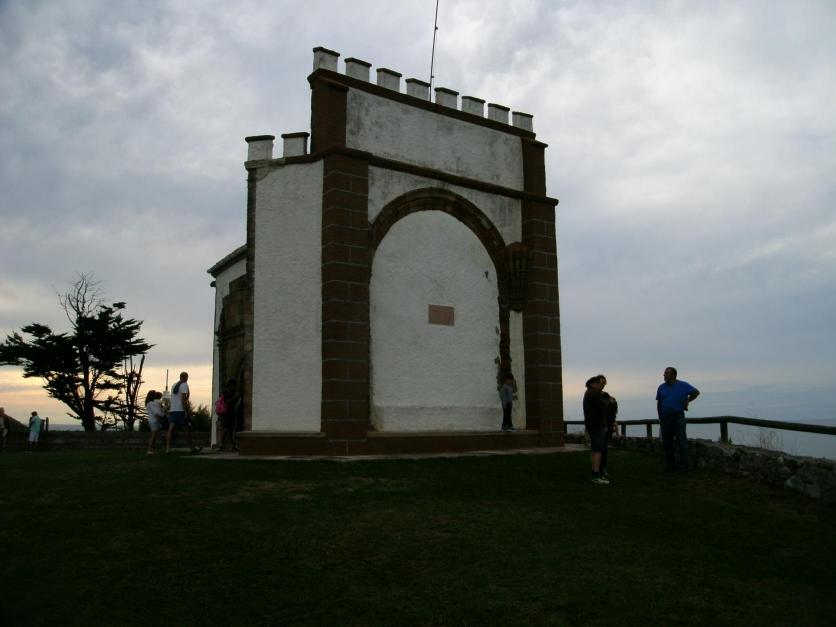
top-left (502, 404), bottom-right (513, 429)
top-left (587, 427), bottom-right (607, 453)
top-left (601, 427), bottom-right (614, 471)
top-left (660, 412), bottom-right (689, 469)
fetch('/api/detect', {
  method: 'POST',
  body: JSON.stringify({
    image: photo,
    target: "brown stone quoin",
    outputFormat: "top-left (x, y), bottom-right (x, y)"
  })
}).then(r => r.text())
top-left (521, 137), bottom-right (563, 443)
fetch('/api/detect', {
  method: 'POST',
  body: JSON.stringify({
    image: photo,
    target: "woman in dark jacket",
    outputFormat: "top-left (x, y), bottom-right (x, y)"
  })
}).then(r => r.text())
top-left (598, 374), bottom-right (618, 478)
top-left (583, 376), bottom-right (609, 484)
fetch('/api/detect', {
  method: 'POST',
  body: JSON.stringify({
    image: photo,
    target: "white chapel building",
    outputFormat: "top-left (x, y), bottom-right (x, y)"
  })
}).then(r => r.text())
top-left (208, 47), bottom-right (564, 455)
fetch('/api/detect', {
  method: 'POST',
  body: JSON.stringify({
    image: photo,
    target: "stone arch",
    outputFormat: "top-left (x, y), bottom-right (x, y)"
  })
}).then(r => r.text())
top-left (370, 187), bottom-right (513, 381)
top-left (215, 273), bottom-right (252, 430)
top-left (232, 354), bottom-right (249, 431)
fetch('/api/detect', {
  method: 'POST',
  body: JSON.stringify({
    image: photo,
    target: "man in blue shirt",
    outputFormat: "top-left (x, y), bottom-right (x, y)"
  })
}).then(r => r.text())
top-left (656, 367), bottom-right (700, 471)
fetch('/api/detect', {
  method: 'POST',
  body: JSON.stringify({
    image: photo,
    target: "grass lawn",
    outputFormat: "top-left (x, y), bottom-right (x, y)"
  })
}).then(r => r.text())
top-left (1, 448), bottom-right (834, 626)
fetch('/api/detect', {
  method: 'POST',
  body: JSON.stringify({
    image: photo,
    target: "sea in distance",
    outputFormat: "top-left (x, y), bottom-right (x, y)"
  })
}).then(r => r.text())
top-left (567, 384), bottom-right (836, 461)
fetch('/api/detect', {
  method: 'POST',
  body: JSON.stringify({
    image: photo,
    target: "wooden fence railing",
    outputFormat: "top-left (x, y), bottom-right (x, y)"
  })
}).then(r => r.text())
top-left (564, 416), bottom-right (836, 443)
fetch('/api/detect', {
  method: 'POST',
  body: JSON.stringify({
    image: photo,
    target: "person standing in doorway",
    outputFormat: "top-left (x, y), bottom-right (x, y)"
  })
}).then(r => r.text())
top-left (499, 374), bottom-right (516, 432)
top-left (28, 411), bottom-right (42, 452)
top-left (583, 376), bottom-right (609, 484)
top-left (656, 366), bottom-right (700, 472)
top-left (165, 372), bottom-right (201, 454)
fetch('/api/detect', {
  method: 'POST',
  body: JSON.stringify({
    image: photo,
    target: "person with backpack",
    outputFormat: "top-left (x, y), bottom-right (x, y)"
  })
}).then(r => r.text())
top-left (165, 371), bottom-right (201, 454)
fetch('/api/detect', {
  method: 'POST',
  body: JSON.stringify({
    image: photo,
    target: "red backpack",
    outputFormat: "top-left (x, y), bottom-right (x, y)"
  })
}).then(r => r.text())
top-left (214, 394), bottom-right (227, 415)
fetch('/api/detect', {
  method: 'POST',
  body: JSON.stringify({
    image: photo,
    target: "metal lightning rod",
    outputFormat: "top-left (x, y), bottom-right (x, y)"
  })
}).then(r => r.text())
top-left (429, 0), bottom-right (440, 89)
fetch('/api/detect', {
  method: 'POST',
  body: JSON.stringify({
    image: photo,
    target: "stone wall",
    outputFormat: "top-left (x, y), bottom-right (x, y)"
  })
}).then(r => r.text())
top-left (566, 432), bottom-right (836, 504)
top-left (3, 431), bottom-right (210, 451)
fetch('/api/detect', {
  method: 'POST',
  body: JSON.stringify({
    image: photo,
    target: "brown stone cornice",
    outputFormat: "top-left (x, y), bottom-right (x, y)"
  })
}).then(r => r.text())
top-left (308, 68), bottom-right (539, 141)
top-left (245, 145), bottom-right (559, 207)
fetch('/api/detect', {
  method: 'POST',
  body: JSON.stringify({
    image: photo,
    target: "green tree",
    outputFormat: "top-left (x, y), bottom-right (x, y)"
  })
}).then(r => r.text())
top-left (0, 274), bottom-right (152, 431)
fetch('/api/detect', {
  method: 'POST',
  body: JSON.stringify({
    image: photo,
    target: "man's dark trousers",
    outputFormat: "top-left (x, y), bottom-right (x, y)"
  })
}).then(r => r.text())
top-left (660, 411), bottom-right (689, 469)
top-left (502, 404), bottom-right (513, 429)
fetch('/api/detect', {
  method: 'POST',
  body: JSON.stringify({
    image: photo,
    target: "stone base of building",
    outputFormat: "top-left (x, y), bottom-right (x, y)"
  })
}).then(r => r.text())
top-left (238, 429), bottom-right (565, 457)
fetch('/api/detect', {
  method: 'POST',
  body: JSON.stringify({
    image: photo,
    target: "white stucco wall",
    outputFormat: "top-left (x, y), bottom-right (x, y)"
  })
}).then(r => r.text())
top-left (370, 210), bottom-right (501, 431)
top-left (367, 167), bottom-right (522, 246)
top-left (252, 162), bottom-right (323, 431)
top-left (210, 255), bottom-right (246, 443)
top-left (346, 89), bottom-right (524, 191)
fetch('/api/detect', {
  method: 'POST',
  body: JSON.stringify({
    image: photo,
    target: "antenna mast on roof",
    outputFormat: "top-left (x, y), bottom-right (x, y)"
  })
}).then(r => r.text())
top-left (429, 0), bottom-right (440, 89)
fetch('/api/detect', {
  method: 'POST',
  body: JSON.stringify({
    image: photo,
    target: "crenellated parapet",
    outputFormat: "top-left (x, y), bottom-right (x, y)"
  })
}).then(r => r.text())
top-left (246, 46), bottom-right (539, 165)
top-left (312, 46), bottom-right (535, 132)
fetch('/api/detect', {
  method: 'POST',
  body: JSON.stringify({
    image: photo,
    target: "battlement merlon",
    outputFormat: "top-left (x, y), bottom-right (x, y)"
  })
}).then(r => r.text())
top-left (281, 132), bottom-right (309, 158)
top-left (245, 135), bottom-right (275, 161)
top-left (245, 133), bottom-right (311, 162)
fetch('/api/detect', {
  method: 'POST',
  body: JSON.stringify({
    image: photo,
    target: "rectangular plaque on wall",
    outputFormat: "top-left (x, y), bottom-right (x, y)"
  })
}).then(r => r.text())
top-left (428, 304), bottom-right (455, 326)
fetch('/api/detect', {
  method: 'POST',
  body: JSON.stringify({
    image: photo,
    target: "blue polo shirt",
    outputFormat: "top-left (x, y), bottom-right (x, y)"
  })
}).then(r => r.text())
top-left (656, 380), bottom-right (698, 415)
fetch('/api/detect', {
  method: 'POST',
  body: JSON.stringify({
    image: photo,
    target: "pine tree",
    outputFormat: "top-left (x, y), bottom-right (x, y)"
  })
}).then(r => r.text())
top-left (0, 274), bottom-right (152, 431)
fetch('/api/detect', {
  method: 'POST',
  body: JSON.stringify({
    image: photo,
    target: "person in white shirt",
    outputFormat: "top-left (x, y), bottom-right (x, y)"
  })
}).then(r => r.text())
top-left (28, 411), bottom-right (43, 452)
top-left (145, 390), bottom-right (165, 455)
top-left (165, 371), bottom-right (201, 454)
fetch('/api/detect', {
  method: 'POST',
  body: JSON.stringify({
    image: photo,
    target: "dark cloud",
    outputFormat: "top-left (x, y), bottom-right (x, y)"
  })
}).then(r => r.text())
top-left (2, 0), bottom-right (835, 423)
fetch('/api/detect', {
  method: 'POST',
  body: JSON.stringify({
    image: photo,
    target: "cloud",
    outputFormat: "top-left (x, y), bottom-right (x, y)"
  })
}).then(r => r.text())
top-left (1, 0), bottom-right (835, 424)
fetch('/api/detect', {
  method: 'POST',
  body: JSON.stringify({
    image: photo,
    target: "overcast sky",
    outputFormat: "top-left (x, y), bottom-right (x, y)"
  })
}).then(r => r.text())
top-left (1, 0), bottom-right (835, 426)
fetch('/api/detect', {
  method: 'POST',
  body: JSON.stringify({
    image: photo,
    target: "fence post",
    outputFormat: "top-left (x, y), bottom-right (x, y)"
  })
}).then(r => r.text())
top-left (646, 423), bottom-right (653, 439)
top-left (720, 421), bottom-right (729, 443)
